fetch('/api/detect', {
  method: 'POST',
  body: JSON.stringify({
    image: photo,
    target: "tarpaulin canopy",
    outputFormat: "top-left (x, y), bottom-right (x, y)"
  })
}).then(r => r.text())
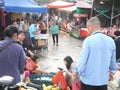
top-left (4, 0), bottom-right (48, 12)
top-left (47, 0), bottom-right (75, 8)
top-left (0, 0), bottom-right (4, 8)
top-left (76, 1), bottom-right (92, 9)
top-left (59, 6), bottom-right (76, 12)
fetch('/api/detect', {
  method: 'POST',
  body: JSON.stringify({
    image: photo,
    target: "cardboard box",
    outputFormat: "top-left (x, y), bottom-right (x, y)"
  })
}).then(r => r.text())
top-left (37, 40), bottom-right (46, 46)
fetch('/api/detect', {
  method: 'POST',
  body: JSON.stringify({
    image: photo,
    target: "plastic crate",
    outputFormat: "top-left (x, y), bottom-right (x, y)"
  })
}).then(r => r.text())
top-left (29, 73), bottom-right (55, 86)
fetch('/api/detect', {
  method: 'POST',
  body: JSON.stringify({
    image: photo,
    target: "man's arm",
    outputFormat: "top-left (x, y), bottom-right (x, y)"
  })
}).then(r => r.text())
top-left (73, 38), bottom-right (90, 81)
top-left (109, 43), bottom-right (116, 80)
top-left (75, 38), bottom-right (90, 75)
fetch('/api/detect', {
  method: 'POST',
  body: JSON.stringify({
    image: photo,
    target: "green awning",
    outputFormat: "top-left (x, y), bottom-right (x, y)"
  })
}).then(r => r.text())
top-left (76, 8), bottom-right (87, 13)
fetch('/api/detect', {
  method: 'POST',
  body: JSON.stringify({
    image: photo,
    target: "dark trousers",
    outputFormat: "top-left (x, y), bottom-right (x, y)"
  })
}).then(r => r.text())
top-left (52, 34), bottom-right (58, 44)
top-left (81, 82), bottom-right (107, 90)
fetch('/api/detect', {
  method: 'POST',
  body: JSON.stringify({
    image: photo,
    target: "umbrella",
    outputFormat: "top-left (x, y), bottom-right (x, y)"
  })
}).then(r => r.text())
top-left (47, 0), bottom-right (75, 8)
top-left (76, 1), bottom-right (92, 9)
top-left (59, 6), bottom-right (76, 12)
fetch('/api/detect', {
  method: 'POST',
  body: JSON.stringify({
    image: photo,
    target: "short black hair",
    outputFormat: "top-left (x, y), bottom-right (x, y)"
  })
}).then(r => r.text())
top-left (3, 25), bottom-right (18, 37)
top-left (114, 30), bottom-right (120, 36)
top-left (31, 54), bottom-right (40, 62)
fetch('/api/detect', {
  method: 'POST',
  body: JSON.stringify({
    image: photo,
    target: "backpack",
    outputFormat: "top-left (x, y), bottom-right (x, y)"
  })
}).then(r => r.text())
top-left (26, 59), bottom-right (36, 72)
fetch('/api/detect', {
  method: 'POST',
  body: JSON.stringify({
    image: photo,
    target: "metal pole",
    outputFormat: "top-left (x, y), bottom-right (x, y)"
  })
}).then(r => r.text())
top-left (112, 13), bottom-right (120, 19)
top-left (90, 0), bottom-right (94, 18)
top-left (47, 13), bottom-right (49, 34)
top-left (110, 0), bottom-right (114, 28)
top-left (94, 9), bottom-right (111, 19)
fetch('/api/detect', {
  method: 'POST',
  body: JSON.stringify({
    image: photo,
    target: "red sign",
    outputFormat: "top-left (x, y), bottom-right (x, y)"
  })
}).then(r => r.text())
top-left (74, 13), bottom-right (88, 18)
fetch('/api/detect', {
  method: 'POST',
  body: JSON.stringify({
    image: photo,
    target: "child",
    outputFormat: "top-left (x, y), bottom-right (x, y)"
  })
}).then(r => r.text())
top-left (23, 54), bottom-right (50, 82)
top-left (26, 54), bottom-right (50, 74)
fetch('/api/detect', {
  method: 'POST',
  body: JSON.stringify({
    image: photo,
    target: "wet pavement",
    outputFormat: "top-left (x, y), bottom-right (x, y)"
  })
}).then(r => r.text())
top-left (38, 31), bottom-right (82, 72)
top-left (37, 31), bottom-right (119, 90)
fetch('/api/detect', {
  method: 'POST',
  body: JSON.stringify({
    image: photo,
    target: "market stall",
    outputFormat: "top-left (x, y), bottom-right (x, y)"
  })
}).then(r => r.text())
top-left (58, 6), bottom-right (76, 32)
top-left (47, 0), bottom-right (76, 33)
top-left (4, 0), bottom-right (49, 50)
top-left (58, 5), bottom-right (76, 13)
top-left (70, 1), bottom-right (92, 39)
top-left (35, 34), bottom-right (49, 50)
top-left (4, 0), bottom-right (48, 13)
top-left (76, 1), bottom-right (92, 9)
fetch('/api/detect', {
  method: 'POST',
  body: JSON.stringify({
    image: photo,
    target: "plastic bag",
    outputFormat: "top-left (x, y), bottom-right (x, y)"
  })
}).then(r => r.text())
top-left (52, 71), bottom-right (67, 90)
top-left (72, 81), bottom-right (81, 90)
top-left (109, 70), bottom-right (120, 88)
top-left (59, 72), bottom-right (67, 90)
top-left (52, 71), bottom-right (61, 84)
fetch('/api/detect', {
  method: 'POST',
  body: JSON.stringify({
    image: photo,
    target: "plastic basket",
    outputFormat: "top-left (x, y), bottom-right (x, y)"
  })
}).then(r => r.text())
top-left (29, 73), bottom-right (55, 86)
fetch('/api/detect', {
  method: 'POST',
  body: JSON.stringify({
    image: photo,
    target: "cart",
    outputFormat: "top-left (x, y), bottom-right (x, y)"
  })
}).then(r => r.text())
top-left (35, 34), bottom-right (48, 51)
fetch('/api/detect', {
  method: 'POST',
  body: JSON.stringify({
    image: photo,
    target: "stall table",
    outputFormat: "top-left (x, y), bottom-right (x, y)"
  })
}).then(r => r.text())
top-left (35, 34), bottom-right (48, 50)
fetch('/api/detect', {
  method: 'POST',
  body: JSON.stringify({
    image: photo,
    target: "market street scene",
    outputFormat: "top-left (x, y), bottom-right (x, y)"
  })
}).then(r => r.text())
top-left (0, 0), bottom-right (120, 90)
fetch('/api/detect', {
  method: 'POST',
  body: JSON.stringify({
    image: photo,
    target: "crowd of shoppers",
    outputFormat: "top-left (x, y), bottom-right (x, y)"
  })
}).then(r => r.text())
top-left (0, 16), bottom-right (49, 89)
top-left (0, 15), bottom-right (120, 90)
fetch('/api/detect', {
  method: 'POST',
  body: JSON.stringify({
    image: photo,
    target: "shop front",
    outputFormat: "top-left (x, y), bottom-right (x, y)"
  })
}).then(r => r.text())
top-left (71, 7), bottom-right (91, 39)
top-left (0, 0), bottom-right (5, 40)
